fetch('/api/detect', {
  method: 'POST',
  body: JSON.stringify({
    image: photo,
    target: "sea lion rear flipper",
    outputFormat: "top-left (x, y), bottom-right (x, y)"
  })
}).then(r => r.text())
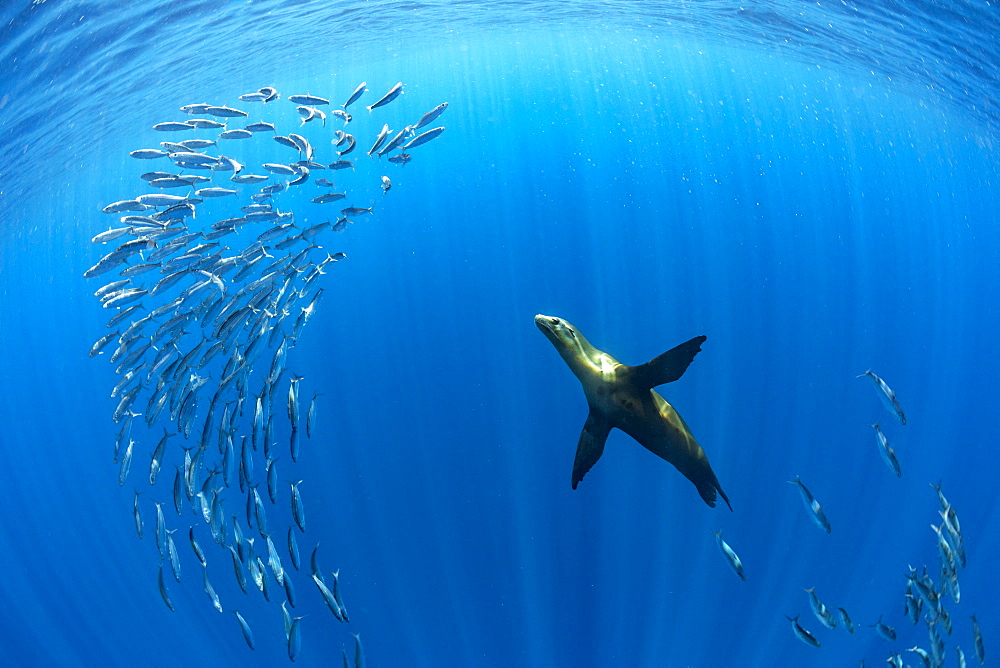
top-left (629, 335), bottom-right (707, 390)
top-left (688, 467), bottom-right (732, 510)
top-left (572, 409), bottom-right (611, 490)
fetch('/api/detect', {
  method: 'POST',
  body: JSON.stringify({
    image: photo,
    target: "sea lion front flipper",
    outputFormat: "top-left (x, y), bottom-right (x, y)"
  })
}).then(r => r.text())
top-left (628, 335), bottom-right (707, 390)
top-left (572, 409), bottom-right (611, 490)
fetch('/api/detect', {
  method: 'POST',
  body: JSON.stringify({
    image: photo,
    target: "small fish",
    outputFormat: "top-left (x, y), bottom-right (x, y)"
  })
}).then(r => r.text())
top-left (288, 165), bottom-right (310, 187)
top-left (149, 177), bottom-right (195, 189)
top-left (274, 135), bottom-right (299, 151)
top-left (266, 533), bottom-right (285, 586)
top-left (238, 91), bottom-right (269, 102)
top-left (245, 121), bottom-right (275, 133)
top-left (789, 476), bottom-right (831, 533)
top-left (202, 565), bottom-right (223, 612)
top-left (158, 563), bottom-right (174, 611)
top-left (173, 466), bottom-right (183, 514)
top-left (179, 138), bottom-right (217, 149)
top-left (153, 121), bottom-right (196, 132)
top-left (956, 646), bottom-right (967, 668)
top-left (381, 175), bottom-right (391, 194)
top-left (330, 109), bottom-right (352, 125)
top-left (338, 134), bottom-right (356, 156)
top-left (908, 646), bottom-right (931, 666)
top-left (266, 457), bottom-right (279, 503)
top-left (231, 173), bottom-right (268, 184)
top-left (343, 82), bottom-right (367, 108)
top-left (166, 529), bottom-right (181, 582)
top-left (290, 428), bottom-right (300, 462)
top-left (306, 394), bottom-right (320, 438)
top-left (234, 610), bottom-right (255, 649)
top-left (149, 428), bottom-right (173, 485)
top-left (92, 228), bottom-right (131, 244)
top-left (189, 526), bottom-right (206, 566)
top-left (288, 527), bottom-right (301, 570)
top-left (297, 105), bottom-right (326, 126)
top-left (119, 439), bottom-right (135, 485)
top-left (368, 123), bottom-right (390, 156)
top-left (206, 105), bottom-right (248, 118)
top-left (288, 615), bottom-right (302, 661)
top-left (196, 187), bottom-right (237, 198)
top-left (188, 118), bottom-right (226, 129)
top-left (786, 615), bottom-right (820, 648)
top-left (402, 126), bottom-right (445, 150)
top-left (130, 148), bottom-right (169, 159)
top-left (340, 206), bottom-right (373, 218)
top-left (414, 102), bottom-right (448, 130)
top-left (972, 614), bottom-right (985, 664)
top-left (804, 587), bottom-right (837, 629)
top-left (291, 480), bottom-right (305, 532)
top-left (332, 570), bottom-right (349, 622)
top-left (366, 82), bottom-right (403, 112)
top-left (159, 140), bottom-right (189, 153)
top-left (133, 490), bottom-right (143, 539)
top-left (871, 423), bottom-right (902, 477)
top-left (219, 128), bottom-right (253, 140)
top-left (284, 573), bottom-right (297, 608)
top-left (312, 193), bottom-right (346, 204)
top-left (263, 163), bottom-right (298, 176)
top-left (328, 160), bottom-right (354, 170)
top-left (288, 94), bottom-right (329, 106)
top-left (353, 632), bottom-right (365, 668)
top-left (167, 150), bottom-right (218, 165)
top-left (712, 529), bottom-right (745, 581)
top-left (378, 126), bottom-right (411, 157)
top-left (102, 199), bottom-right (146, 214)
top-left (229, 545), bottom-right (247, 594)
top-left (387, 153), bottom-right (412, 166)
top-left (179, 103), bottom-right (211, 114)
top-left (858, 369), bottom-right (906, 425)
top-left (838, 607), bottom-right (855, 635)
top-left (90, 331), bottom-right (119, 357)
top-left (872, 615), bottom-right (896, 641)
top-left (310, 544), bottom-right (323, 579)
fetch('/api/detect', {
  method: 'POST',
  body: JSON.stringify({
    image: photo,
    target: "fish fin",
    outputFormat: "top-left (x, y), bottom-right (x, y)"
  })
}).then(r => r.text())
top-left (628, 335), bottom-right (707, 390)
top-left (571, 408), bottom-right (611, 490)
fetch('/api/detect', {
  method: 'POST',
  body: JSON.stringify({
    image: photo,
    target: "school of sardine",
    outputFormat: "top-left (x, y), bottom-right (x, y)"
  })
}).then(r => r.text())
top-left (710, 368), bottom-right (986, 664)
top-left (87, 82), bottom-right (444, 661)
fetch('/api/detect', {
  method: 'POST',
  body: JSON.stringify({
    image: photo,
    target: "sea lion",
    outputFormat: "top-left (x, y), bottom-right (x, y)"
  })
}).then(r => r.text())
top-left (535, 314), bottom-right (731, 509)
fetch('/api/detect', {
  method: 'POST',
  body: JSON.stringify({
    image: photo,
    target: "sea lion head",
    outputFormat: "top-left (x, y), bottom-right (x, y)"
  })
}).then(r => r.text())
top-left (534, 314), bottom-right (601, 375)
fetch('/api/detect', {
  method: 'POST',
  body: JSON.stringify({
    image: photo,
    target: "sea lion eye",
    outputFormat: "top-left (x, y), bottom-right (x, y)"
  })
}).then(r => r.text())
top-left (550, 318), bottom-right (560, 325)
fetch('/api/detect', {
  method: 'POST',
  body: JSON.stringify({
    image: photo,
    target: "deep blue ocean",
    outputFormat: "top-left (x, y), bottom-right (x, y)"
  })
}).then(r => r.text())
top-left (0, 1), bottom-right (997, 666)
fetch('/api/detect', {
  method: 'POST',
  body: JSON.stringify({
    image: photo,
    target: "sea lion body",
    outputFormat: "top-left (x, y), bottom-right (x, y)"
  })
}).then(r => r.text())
top-left (535, 314), bottom-right (731, 509)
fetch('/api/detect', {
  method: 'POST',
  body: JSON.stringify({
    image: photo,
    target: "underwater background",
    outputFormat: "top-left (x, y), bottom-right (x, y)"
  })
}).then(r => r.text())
top-left (0, 1), bottom-right (998, 666)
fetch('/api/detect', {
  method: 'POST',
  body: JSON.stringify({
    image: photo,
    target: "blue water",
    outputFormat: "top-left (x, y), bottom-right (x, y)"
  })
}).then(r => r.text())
top-left (1, 2), bottom-right (998, 666)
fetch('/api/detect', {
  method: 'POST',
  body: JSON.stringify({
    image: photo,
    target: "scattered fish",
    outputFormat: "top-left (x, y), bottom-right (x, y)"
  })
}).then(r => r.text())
top-left (871, 423), bottom-right (902, 477)
top-left (343, 82), bottom-right (367, 108)
top-left (402, 126), bottom-right (445, 150)
top-left (414, 102), bottom-right (448, 130)
top-left (805, 587), bottom-right (837, 629)
top-left (366, 82), bottom-right (403, 112)
top-left (288, 94), bottom-right (329, 106)
top-left (789, 476), bottom-right (831, 533)
top-left (234, 610), bottom-right (255, 649)
top-left (858, 369), bottom-right (906, 425)
top-left (786, 615), bottom-right (820, 648)
top-left (712, 529), bottom-right (746, 581)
